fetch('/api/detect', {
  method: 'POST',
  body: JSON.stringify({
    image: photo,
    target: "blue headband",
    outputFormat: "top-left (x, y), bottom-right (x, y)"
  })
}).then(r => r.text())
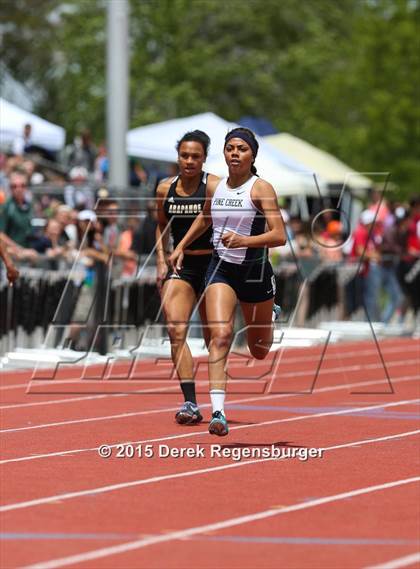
top-left (225, 130), bottom-right (258, 158)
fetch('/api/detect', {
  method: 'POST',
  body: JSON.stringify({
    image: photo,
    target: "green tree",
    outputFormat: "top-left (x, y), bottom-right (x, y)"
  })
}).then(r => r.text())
top-left (1, 0), bottom-right (418, 197)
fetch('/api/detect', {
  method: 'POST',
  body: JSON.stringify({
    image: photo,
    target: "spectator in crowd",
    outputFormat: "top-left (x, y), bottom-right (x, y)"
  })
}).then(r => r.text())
top-left (407, 196), bottom-right (420, 257)
top-left (65, 136), bottom-right (82, 169)
top-left (13, 123), bottom-right (33, 156)
top-left (368, 188), bottom-right (389, 237)
top-left (66, 129), bottom-right (97, 172)
top-left (129, 158), bottom-right (148, 187)
top-left (94, 143), bottom-right (109, 183)
top-left (290, 221), bottom-right (318, 326)
top-left (317, 220), bottom-right (344, 263)
top-left (398, 197), bottom-right (420, 329)
top-left (270, 208), bottom-right (292, 265)
top-left (294, 222), bottom-right (316, 260)
top-left (288, 215), bottom-right (302, 241)
top-left (39, 197), bottom-right (62, 219)
top-left (383, 200), bottom-right (401, 231)
top-left (54, 204), bottom-right (78, 244)
top-left (28, 219), bottom-right (72, 270)
top-left (131, 200), bottom-right (158, 256)
top-left (380, 209), bottom-right (405, 323)
top-left (29, 219), bottom-right (59, 253)
top-left (64, 166), bottom-right (94, 210)
top-left (0, 170), bottom-right (33, 247)
top-left (350, 209), bottom-right (382, 322)
top-left (22, 159), bottom-right (45, 186)
top-left (68, 210), bottom-right (108, 351)
top-left (80, 129), bottom-right (96, 172)
top-left (97, 200), bottom-right (121, 253)
top-left (116, 217), bottom-right (140, 277)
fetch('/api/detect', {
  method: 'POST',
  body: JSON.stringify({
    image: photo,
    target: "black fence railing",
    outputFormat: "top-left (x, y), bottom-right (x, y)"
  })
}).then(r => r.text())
top-left (1, 258), bottom-right (419, 357)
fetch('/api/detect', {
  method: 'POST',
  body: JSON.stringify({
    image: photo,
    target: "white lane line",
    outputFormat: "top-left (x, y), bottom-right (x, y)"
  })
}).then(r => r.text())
top-left (0, 407), bottom-right (181, 433)
top-left (0, 383), bottom-right (183, 410)
top-left (365, 552), bottom-right (420, 569)
top-left (3, 430), bottom-right (419, 513)
top-left (0, 377), bottom-right (255, 392)
top-left (0, 348), bottom-right (419, 420)
top-left (1, 422), bottom-right (419, 513)
top-left (22, 476), bottom-right (420, 569)
top-left (0, 393), bottom-right (126, 410)
top-left (1, 340), bottom-right (418, 394)
top-left (1, 376), bottom-right (418, 465)
top-left (235, 357), bottom-right (419, 377)
top-left (1, 383), bottom-right (39, 391)
top-left (320, 430), bottom-right (420, 452)
top-left (3, 360), bottom-right (419, 434)
top-left (0, 362), bottom-right (420, 432)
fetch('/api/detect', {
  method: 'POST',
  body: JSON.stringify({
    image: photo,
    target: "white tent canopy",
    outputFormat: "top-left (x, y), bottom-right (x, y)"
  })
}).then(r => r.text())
top-left (0, 97), bottom-right (66, 152)
top-left (265, 133), bottom-right (372, 193)
top-left (128, 113), bottom-right (325, 196)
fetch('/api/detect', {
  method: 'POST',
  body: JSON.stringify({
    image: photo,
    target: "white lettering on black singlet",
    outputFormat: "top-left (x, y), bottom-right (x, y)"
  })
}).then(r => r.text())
top-left (168, 203), bottom-right (202, 215)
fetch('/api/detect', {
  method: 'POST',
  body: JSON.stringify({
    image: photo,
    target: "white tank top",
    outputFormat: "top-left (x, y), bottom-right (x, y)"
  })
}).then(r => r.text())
top-left (211, 175), bottom-right (266, 265)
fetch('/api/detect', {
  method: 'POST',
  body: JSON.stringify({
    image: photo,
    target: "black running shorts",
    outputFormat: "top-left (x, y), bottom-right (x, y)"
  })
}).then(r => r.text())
top-left (205, 253), bottom-right (276, 303)
top-left (165, 254), bottom-right (212, 297)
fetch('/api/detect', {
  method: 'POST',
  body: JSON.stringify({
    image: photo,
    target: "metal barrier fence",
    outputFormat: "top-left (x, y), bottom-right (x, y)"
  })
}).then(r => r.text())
top-left (1, 257), bottom-right (419, 358)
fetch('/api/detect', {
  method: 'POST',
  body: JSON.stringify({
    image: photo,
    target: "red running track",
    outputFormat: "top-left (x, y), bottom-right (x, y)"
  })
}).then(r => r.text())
top-left (0, 337), bottom-right (419, 568)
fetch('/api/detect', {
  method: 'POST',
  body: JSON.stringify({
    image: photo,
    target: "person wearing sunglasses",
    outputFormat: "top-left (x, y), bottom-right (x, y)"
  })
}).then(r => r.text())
top-left (0, 171), bottom-right (32, 247)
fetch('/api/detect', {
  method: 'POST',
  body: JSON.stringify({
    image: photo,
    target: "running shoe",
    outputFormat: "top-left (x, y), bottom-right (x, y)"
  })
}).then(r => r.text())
top-left (175, 402), bottom-right (203, 425)
top-left (208, 410), bottom-right (229, 436)
top-left (272, 303), bottom-right (282, 322)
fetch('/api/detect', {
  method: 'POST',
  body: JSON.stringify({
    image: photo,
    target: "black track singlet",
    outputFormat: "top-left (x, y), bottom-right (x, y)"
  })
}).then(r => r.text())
top-left (163, 173), bottom-right (213, 250)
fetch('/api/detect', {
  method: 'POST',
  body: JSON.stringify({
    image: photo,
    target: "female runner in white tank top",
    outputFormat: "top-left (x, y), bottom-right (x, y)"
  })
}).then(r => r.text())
top-left (170, 127), bottom-right (286, 435)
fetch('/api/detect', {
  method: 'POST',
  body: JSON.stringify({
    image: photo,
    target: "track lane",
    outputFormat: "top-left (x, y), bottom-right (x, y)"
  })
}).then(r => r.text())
top-left (1, 339), bottom-right (418, 568)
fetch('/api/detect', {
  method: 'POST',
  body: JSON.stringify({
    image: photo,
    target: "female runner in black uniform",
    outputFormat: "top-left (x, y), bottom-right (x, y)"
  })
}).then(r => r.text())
top-left (170, 127), bottom-right (286, 435)
top-left (156, 130), bottom-right (219, 424)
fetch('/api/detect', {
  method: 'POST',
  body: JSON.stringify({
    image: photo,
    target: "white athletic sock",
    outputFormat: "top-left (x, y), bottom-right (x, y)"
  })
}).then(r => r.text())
top-left (210, 389), bottom-right (225, 414)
